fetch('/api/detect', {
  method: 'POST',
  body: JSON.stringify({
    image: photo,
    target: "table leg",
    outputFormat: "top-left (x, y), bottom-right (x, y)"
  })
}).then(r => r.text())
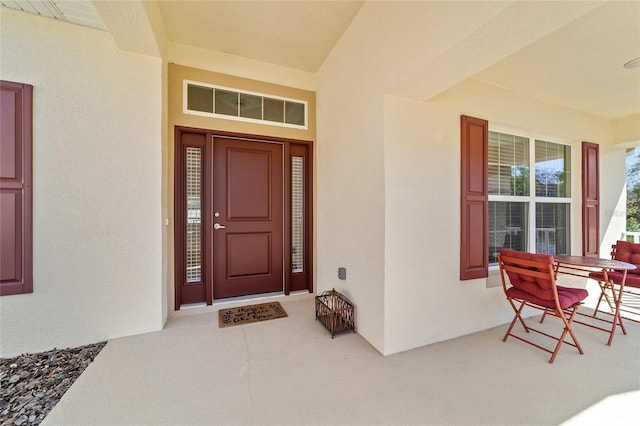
top-left (593, 280), bottom-right (615, 316)
top-left (604, 270), bottom-right (627, 346)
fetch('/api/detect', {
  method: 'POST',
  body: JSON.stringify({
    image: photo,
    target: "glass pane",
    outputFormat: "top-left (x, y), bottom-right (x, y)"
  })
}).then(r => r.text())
top-left (489, 201), bottom-right (528, 264)
top-left (499, 165), bottom-right (512, 196)
top-left (285, 101), bottom-right (305, 126)
top-left (536, 203), bottom-right (570, 255)
top-left (488, 131), bottom-right (529, 196)
top-left (488, 164), bottom-right (499, 194)
top-left (215, 89), bottom-right (239, 117)
top-left (535, 140), bottom-right (571, 197)
top-left (187, 84), bottom-right (213, 113)
top-left (292, 157), bottom-right (304, 273)
top-left (186, 147), bottom-right (202, 282)
top-left (240, 93), bottom-right (262, 119)
top-left (263, 97), bottom-right (284, 123)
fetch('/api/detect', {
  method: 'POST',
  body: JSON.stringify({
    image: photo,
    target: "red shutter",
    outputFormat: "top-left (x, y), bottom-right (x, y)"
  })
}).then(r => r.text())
top-left (460, 115), bottom-right (488, 280)
top-left (1, 80), bottom-right (33, 295)
top-left (582, 141), bottom-right (599, 257)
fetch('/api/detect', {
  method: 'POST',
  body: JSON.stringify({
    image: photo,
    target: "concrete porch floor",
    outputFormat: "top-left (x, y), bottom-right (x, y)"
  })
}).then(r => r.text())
top-left (42, 295), bottom-right (639, 425)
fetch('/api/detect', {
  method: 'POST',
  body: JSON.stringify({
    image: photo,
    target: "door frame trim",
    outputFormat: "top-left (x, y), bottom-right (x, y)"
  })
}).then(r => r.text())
top-left (174, 126), bottom-right (313, 309)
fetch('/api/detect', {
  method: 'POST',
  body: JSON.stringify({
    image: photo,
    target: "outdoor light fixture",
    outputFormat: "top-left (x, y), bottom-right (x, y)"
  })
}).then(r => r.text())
top-left (623, 56), bottom-right (640, 69)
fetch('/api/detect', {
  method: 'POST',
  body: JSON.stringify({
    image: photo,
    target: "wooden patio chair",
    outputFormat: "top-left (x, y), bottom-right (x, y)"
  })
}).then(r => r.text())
top-left (498, 249), bottom-right (589, 363)
top-left (590, 240), bottom-right (640, 322)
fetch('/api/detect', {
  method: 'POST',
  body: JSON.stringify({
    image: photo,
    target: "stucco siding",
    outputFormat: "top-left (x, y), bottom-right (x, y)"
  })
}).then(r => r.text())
top-left (0, 9), bottom-right (163, 357)
top-left (383, 80), bottom-right (624, 354)
top-left (316, 0), bottom-right (626, 355)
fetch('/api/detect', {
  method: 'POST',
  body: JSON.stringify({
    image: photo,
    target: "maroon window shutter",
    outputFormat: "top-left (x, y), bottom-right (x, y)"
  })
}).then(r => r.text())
top-left (460, 115), bottom-right (488, 280)
top-left (582, 141), bottom-right (600, 257)
top-left (1, 80), bottom-right (33, 296)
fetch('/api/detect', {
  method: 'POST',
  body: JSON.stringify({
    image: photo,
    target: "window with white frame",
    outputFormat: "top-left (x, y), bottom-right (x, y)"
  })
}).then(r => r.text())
top-left (184, 80), bottom-right (307, 129)
top-left (488, 130), bottom-right (571, 264)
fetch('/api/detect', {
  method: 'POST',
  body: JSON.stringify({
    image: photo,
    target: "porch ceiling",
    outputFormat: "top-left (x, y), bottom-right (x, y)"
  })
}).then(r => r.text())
top-left (3, 1), bottom-right (639, 120)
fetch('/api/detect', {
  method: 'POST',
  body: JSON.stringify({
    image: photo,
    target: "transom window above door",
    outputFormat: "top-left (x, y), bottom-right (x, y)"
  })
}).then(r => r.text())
top-left (184, 80), bottom-right (307, 129)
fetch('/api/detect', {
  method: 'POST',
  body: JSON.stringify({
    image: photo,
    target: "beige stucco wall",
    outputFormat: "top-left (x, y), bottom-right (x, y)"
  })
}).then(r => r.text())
top-left (166, 62), bottom-right (316, 313)
top-left (168, 42), bottom-right (316, 92)
top-left (315, 1), bottom-right (520, 354)
top-left (383, 79), bottom-right (625, 354)
top-left (1, 2), bottom-right (631, 359)
top-left (317, 2), bottom-right (628, 355)
top-left (0, 9), bottom-right (164, 357)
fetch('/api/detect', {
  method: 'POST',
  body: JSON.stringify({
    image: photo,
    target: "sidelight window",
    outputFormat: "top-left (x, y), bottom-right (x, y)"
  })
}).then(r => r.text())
top-left (186, 147), bottom-right (202, 282)
top-left (291, 156), bottom-right (304, 273)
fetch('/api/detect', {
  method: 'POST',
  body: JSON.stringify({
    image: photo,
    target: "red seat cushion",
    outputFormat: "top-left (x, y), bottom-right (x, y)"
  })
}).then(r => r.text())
top-left (589, 270), bottom-right (640, 289)
top-left (623, 273), bottom-right (640, 288)
top-left (613, 240), bottom-right (640, 275)
top-left (588, 241), bottom-right (640, 288)
top-left (507, 285), bottom-right (588, 309)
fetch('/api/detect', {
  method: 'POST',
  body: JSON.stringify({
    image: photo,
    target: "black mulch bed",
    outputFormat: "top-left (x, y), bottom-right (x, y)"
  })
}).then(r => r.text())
top-left (0, 342), bottom-right (107, 426)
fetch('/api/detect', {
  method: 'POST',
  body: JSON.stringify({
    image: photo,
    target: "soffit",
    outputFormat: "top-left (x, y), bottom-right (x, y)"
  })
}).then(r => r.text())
top-left (472, 1), bottom-right (640, 120)
top-left (3, 1), bottom-right (638, 121)
top-left (155, 0), bottom-right (638, 120)
top-left (0, 0), bottom-right (106, 30)
top-left (156, 0), bottom-right (365, 73)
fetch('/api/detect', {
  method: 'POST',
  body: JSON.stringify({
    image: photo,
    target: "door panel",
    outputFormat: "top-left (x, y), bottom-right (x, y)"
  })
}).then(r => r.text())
top-left (227, 149), bottom-right (272, 220)
top-left (213, 138), bottom-right (283, 299)
top-left (227, 233), bottom-right (271, 277)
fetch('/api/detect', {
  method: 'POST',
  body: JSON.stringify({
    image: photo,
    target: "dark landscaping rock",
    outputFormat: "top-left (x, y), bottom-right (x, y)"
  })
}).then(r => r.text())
top-left (0, 342), bottom-right (106, 426)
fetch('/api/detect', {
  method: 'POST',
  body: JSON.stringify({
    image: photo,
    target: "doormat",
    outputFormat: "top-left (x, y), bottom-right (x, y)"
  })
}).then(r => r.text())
top-left (218, 301), bottom-right (288, 328)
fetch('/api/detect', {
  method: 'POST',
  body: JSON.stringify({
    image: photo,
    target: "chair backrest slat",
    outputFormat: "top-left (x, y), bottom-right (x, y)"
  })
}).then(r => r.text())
top-left (611, 240), bottom-right (640, 277)
top-left (500, 261), bottom-right (553, 281)
top-left (498, 249), bottom-right (557, 301)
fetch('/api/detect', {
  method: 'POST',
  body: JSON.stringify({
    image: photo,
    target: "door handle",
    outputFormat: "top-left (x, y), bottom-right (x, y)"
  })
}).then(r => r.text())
top-left (214, 223), bottom-right (226, 230)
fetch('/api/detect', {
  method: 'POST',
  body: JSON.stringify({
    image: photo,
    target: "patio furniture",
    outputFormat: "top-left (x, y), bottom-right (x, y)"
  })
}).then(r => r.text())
top-left (498, 249), bottom-right (588, 363)
top-left (552, 253), bottom-right (635, 345)
top-left (588, 240), bottom-right (640, 331)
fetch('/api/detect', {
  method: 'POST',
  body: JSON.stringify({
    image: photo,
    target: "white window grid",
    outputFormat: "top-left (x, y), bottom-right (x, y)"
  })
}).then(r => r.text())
top-left (488, 130), bottom-right (571, 261)
top-left (291, 156), bottom-right (304, 273)
top-left (183, 80), bottom-right (308, 130)
top-left (186, 147), bottom-right (202, 282)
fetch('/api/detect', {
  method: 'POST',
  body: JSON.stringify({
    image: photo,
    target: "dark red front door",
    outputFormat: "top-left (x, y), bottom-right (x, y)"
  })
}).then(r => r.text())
top-left (212, 138), bottom-right (284, 298)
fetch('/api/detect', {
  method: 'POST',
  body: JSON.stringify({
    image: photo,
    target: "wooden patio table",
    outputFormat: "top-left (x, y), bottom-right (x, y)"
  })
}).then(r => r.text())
top-left (553, 255), bottom-right (636, 346)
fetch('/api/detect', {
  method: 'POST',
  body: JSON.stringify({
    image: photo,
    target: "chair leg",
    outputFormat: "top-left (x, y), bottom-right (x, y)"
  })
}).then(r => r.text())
top-left (516, 301), bottom-right (529, 331)
top-left (593, 280), bottom-right (615, 317)
top-left (593, 281), bottom-right (606, 315)
top-left (548, 306), bottom-right (584, 363)
top-left (607, 286), bottom-right (628, 345)
top-left (504, 298), bottom-right (586, 363)
top-left (540, 308), bottom-right (551, 323)
top-left (549, 312), bottom-right (568, 363)
top-left (503, 300), bottom-right (529, 341)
